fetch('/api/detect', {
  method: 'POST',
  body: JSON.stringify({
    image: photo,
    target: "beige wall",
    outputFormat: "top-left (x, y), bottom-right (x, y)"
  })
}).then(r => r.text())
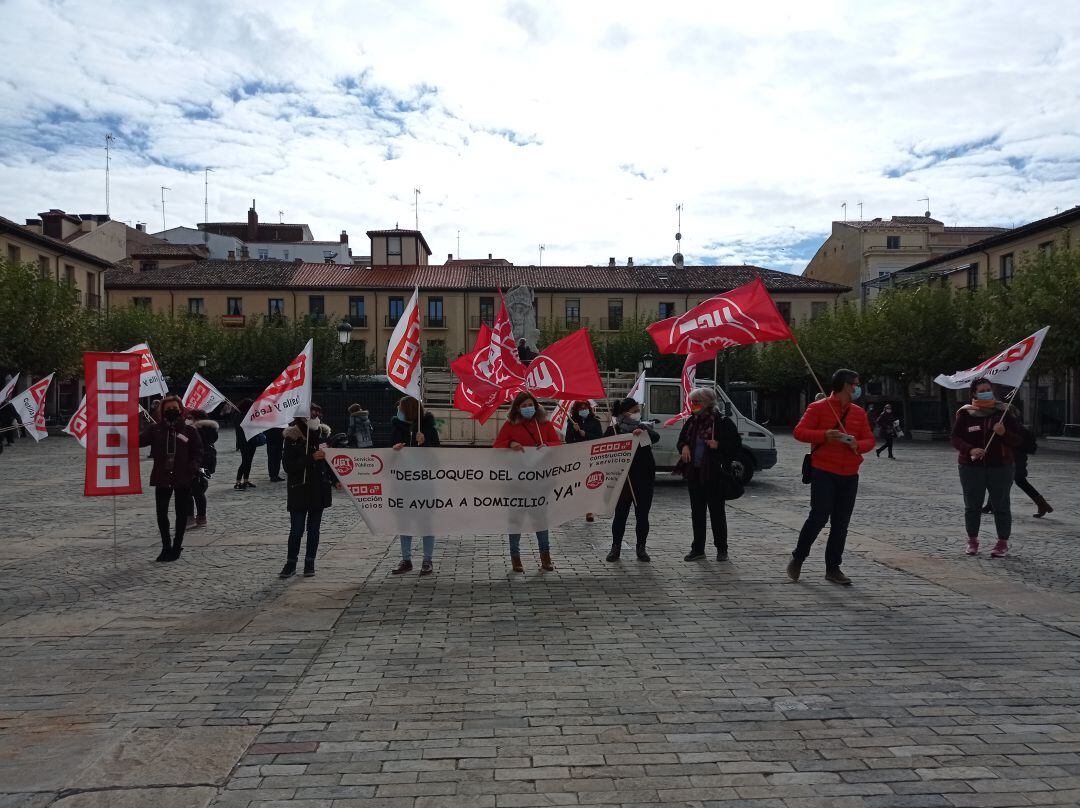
top-left (3, 232), bottom-right (106, 309)
top-left (369, 234), bottom-right (429, 266)
top-left (932, 224), bottom-right (1077, 292)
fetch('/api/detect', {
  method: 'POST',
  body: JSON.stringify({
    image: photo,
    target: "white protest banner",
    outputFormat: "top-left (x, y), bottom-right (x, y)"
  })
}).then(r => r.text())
top-left (329, 435), bottom-right (644, 536)
top-left (241, 339), bottom-right (313, 439)
top-left (65, 395), bottom-right (88, 447)
top-left (182, 372), bottom-right (228, 413)
top-left (934, 327), bottom-right (1049, 390)
top-left (386, 286), bottom-right (422, 398)
top-left (627, 371), bottom-right (646, 405)
top-left (0, 373), bottom-right (19, 407)
top-left (124, 343), bottom-right (169, 398)
top-left (11, 373), bottom-right (54, 441)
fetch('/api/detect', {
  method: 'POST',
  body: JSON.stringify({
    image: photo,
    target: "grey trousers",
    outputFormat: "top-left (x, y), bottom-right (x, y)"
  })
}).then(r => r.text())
top-left (959, 464), bottom-right (1013, 540)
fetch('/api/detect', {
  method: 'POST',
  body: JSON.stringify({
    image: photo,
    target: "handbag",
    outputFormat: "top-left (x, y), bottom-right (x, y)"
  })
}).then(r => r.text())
top-left (718, 466), bottom-right (744, 500)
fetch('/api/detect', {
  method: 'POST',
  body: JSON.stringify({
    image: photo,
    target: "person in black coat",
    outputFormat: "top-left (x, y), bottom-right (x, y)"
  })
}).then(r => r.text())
top-left (605, 397), bottom-right (660, 562)
top-left (390, 396), bottom-right (442, 576)
top-left (140, 395), bottom-right (204, 562)
top-left (186, 409), bottom-right (218, 529)
top-left (676, 387), bottom-right (743, 562)
top-left (266, 426), bottom-right (285, 482)
top-left (279, 403), bottom-right (333, 579)
top-left (233, 398), bottom-right (262, 489)
top-left (564, 399), bottom-right (604, 522)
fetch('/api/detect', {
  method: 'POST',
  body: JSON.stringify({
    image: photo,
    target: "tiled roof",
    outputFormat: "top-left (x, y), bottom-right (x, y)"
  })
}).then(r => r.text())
top-left (838, 217), bottom-right (943, 230)
top-left (106, 259), bottom-right (850, 294)
top-left (198, 222), bottom-right (309, 242)
top-left (0, 215), bottom-right (114, 268)
top-left (445, 258), bottom-right (513, 266)
top-left (131, 244), bottom-right (210, 259)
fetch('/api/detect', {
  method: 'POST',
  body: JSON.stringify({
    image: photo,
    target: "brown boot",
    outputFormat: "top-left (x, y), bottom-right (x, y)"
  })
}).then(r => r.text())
top-left (511, 555), bottom-right (524, 573)
top-left (539, 551), bottom-right (554, 571)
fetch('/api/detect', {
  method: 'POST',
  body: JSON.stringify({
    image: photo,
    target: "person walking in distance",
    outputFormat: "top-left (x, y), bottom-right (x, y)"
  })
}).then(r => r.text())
top-left (186, 409), bottom-right (218, 529)
top-left (564, 399), bottom-right (603, 522)
top-left (233, 398), bottom-right (262, 490)
top-left (265, 426), bottom-right (285, 482)
top-left (140, 395), bottom-right (203, 562)
top-left (677, 387), bottom-right (743, 563)
top-left (952, 378), bottom-right (1023, 558)
top-left (605, 397), bottom-right (660, 562)
top-left (875, 404), bottom-right (898, 459)
top-left (787, 369), bottom-right (875, 585)
top-left (983, 417), bottom-right (1053, 519)
top-left (494, 392), bottom-right (563, 572)
top-left (347, 403), bottom-right (374, 449)
top-left (279, 404), bottom-right (333, 578)
top-left (389, 396), bottom-right (442, 576)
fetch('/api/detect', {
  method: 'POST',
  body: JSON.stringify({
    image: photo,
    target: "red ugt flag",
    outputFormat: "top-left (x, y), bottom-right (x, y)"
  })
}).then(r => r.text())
top-left (523, 329), bottom-right (605, 400)
top-left (84, 352), bottom-right (142, 497)
top-left (647, 277), bottom-right (794, 355)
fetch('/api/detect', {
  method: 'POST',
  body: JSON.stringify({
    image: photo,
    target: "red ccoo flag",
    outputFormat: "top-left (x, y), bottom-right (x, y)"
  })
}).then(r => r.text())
top-left (647, 277), bottom-right (794, 355)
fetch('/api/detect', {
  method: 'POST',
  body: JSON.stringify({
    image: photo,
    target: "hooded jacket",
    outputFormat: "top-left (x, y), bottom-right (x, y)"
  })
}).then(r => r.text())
top-left (140, 414), bottom-right (204, 489)
top-left (950, 403), bottom-right (1022, 466)
top-left (191, 419), bottom-right (219, 475)
top-left (282, 421), bottom-right (334, 511)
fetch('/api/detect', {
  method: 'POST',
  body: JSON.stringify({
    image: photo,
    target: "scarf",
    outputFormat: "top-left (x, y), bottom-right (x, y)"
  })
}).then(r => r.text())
top-left (680, 409), bottom-right (716, 481)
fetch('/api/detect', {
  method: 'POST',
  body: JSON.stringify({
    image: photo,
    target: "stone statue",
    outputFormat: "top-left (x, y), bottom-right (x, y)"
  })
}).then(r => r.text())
top-left (505, 285), bottom-right (540, 353)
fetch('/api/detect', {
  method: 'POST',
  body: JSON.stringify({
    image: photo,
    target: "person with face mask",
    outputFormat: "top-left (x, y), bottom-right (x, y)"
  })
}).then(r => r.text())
top-left (494, 392), bottom-right (563, 572)
top-left (279, 404), bottom-right (333, 578)
top-left (875, 404), bottom-right (899, 459)
top-left (564, 400), bottom-right (603, 521)
top-left (390, 396), bottom-right (442, 576)
top-left (787, 369), bottom-right (875, 585)
top-left (951, 378), bottom-right (1023, 558)
top-left (605, 397), bottom-right (660, 562)
top-left (185, 408), bottom-right (218, 529)
top-left (139, 395), bottom-right (203, 562)
top-left (676, 387), bottom-right (743, 563)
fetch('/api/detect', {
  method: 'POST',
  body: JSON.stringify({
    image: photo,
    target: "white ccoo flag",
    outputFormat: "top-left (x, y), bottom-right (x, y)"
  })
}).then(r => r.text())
top-left (386, 286), bottom-right (423, 399)
top-left (627, 371), bottom-right (646, 405)
top-left (241, 339), bottom-right (313, 439)
top-left (11, 373), bottom-right (54, 441)
top-left (0, 373), bottom-right (19, 407)
top-left (182, 372), bottom-right (228, 413)
top-left (124, 342), bottom-right (169, 397)
top-left (934, 327), bottom-right (1050, 390)
top-left (64, 396), bottom-right (88, 448)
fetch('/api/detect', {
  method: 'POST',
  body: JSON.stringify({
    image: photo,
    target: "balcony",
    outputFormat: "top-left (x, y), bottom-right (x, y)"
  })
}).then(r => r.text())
top-left (346, 314), bottom-right (368, 328)
top-left (470, 315), bottom-right (495, 330)
top-left (222, 314), bottom-right (246, 328)
top-left (425, 316), bottom-right (447, 329)
top-left (384, 314), bottom-right (402, 328)
top-left (263, 313), bottom-right (288, 326)
top-left (599, 317), bottom-right (623, 332)
top-left (307, 313), bottom-right (327, 324)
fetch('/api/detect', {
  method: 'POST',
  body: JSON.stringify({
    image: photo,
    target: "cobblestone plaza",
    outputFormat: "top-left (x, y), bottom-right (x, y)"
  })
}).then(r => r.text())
top-left (2, 435), bottom-right (1080, 807)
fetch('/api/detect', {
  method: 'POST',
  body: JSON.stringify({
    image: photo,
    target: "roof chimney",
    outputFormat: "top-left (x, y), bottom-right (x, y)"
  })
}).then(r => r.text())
top-left (227, 250), bottom-right (236, 261)
top-left (448, 252), bottom-right (453, 261)
top-left (247, 200), bottom-right (258, 241)
top-left (488, 253), bottom-right (492, 260)
top-left (608, 257), bottom-right (616, 267)
top-left (239, 245), bottom-right (249, 260)
top-left (135, 223), bottom-right (145, 232)
top-left (340, 230), bottom-right (348, 244)
top-left (627, 257), bottom-right (633, 266)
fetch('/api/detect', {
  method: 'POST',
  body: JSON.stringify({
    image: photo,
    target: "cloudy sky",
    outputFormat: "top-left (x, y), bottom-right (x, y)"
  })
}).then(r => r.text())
top-left (2, 0), bottom-right (1078, 271)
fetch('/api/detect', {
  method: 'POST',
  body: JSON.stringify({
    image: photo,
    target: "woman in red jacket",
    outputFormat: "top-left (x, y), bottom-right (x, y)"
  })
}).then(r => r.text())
top-left (493, 392), bottom-right (562, 572)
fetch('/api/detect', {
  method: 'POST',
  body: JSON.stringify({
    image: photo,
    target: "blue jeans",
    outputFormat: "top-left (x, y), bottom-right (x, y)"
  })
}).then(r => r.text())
top-left (400, 535), bottom-right (435, 562)
top-left (287, 508), bottom-right (323, 562)
top-left (509, 530), bottom-right (550, 556)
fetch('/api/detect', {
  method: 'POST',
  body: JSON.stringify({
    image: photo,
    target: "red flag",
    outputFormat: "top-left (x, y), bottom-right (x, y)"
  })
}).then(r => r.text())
top-left (664, 350), bottom-right (717, 426)
top-left (647, 277), bottom-right (794, 355)
top-left (524, 329), bottom-right (605, 400)
top-left (84, 352), bottom-right (142, 496)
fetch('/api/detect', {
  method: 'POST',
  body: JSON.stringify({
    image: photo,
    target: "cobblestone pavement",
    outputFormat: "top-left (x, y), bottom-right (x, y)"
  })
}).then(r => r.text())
top-left (1, 434), bottom-right (1079, 807)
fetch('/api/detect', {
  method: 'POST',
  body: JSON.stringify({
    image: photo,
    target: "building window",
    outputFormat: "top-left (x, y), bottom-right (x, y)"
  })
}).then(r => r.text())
top-left (38, 256), bottom-right (50, 277)
top-left (658, 302), bottom-right (676, 319)
top-left (427, 296), bottom-right (444, 327)
top-left (6, 244), bottom-right (20, 263)
top-left (388, 236), bottom-right (402, 257)
top-left (1000, 253), bottom-right (1014, 285)
top-left (649, 384), bottom-right (682, 416)
top-left (565, 298), bottom-right (581, 326)
top-left (257, 248), bottom-right (269, 260)
top-left (776, 301), bottom-right (792, 324)
top-left (64, 265), bottom-right (75, 285)
top-left (283, 249), bottom-right (289, 261)
top-left (267, 298), bottom-right (286, 318)
top-left (133, 297), bottom-right (152, 309)
top-left (811, 301), bottom-right (830, 319)
top-left (348, 296), bottom-right (366, 326)
top-left (188, 298), bottom-right (205, 316)
top-left (607, 298), bottom-right (623, 330)
top-left (886, 236), bottom-right (901, 250)
top-left (966, 264), bottom-right (979, 290)
top-left (388, 295), bottom-right (404, 325)
top-left (308, 296), bottom-right (325, 321)
top-left (140, 260), bottom-right (159, 272)
top-left (479, 296), bottom-right (495, 327)
top-left (1039, 241), bottom-right (1054, 257)
top-left (227, 297), bottom-right (243, 315)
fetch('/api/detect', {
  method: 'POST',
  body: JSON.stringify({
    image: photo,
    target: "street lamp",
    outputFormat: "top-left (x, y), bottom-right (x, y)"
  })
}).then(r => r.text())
top-left (643, 352), bottom-right (654, 372)
top-left (197, 354), bottom-right (207, 369)
top-left (337, 319), bottom-right (353, 391)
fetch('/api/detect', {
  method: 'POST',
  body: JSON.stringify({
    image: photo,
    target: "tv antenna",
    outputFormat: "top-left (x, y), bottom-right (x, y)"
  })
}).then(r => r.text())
top-left (278, 210), bottom-right (284, 224)
top-left (538, 243), bottom-right (545, 268)
top-left (105, 134), bottom-right (114, 217)
top-left (413, 187), bottom-right (421, 230)
top-left (857, 201), bottom-right (863, 219)
top-left (203, 168), bottom-right (213, 230)
top-left (673, 203), bottom-right (684, 267)
top-left (841, 201), bottom-right (847, 221)
top-left (919, 196), bottom-right (931, 217)
top-left (160, 186), bottom-right (171, 232)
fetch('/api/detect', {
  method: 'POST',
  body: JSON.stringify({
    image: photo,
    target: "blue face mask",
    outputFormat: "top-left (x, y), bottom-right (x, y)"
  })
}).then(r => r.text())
top-left (976, 391), bottom-right (995, 401)
top-left (395, 409), bottom-right (407, 421)
top-left (852, 385), bottom-right (862, 400)
top-left (520, 406), bottom-right (536, 419)
top-left (577, 409), bottom-right (590, 419)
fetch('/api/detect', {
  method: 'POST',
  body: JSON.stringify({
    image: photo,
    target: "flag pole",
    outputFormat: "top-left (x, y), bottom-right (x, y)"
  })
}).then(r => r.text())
top-left (112, 494), bottom-right (118, 568)
top-left (791, 338), bottom-right (848, 433)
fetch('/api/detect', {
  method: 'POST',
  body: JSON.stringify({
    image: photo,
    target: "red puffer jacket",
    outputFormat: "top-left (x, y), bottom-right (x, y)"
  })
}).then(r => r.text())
top-left (793, 395), bottom-right (875, 476)
top-left (493, 418), bottom-right (562, 448)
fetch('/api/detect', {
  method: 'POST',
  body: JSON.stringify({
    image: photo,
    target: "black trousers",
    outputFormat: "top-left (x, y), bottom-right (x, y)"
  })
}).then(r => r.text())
top-left (793, 469), bottom-right (859, 570)
top-left (612, 478), bottom-right (654, 547)
top-left (876, 436), bottom-right (894, 457)
top-left (236, 444), bottom-right (256, 481)
top-left (266, 429), bottom-right (284, 478)
top-left (155, 486), bottom-right (190, 548)
top-left (687, 478), bottom-right (727, 553)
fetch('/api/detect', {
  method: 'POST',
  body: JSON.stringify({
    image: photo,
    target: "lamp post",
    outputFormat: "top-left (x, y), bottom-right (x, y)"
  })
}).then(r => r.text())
top-left (337, 320), bottom-right (353, 391)
top-left (197, 354), bottom-right (207, 370)
top-left (643, 352), bottom-right (654, 374)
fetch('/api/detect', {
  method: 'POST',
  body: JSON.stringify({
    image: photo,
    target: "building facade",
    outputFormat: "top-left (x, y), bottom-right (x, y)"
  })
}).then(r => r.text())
top-left (1, 214), bottom-right (113, 309)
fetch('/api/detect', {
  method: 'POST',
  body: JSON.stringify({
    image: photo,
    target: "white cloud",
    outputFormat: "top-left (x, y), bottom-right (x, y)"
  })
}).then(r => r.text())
top-left (1, 0), bottom-right (1078, 271)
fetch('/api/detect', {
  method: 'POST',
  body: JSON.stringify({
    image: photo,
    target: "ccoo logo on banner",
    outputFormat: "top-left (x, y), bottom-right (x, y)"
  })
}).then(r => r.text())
top-left (83, 352), bottom-right (143, 497)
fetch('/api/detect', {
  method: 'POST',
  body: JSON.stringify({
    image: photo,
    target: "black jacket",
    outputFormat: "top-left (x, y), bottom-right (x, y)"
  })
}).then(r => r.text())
top-left (282, 422), bottom-right (334, 512)
top-left (564, 413), bottom-right (604, 444)
top-left (606, 419), bottom-right (660, 486)
top-left (390, 412), bottom-right (441, 448)
top-left (192, 419), bottom-right (219, 475)
top-left (676, 410), bottom-right (742, 482)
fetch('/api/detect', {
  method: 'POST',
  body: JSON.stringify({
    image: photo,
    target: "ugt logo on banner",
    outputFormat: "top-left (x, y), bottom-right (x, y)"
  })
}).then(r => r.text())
top-left (84, 352), bottom-right (142, 497)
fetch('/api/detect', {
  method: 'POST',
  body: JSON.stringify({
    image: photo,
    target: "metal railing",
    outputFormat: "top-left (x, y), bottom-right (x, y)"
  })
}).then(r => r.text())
top-left (425, 316), bottom-right (447, 328)
top-left (346, 314), bottom-right (368, 327)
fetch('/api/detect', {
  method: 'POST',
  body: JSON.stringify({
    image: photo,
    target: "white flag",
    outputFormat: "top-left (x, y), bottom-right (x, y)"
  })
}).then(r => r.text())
top-left (0, 373), bottom-right (19, 407)
top-left (124, 342), bottom-right (169, 397)
top-left (386, 286), bottom-right (423, 399)
top-left (64, 395), bottom-right (88, 448)
top-left (627, 371), bottom-right (646, 405)
top-left (241, 339), bottom-right (313, 439)
top-left (182, 372), bottom-right (228, 413)
top-left (934, 327), bottom-right (1050, 390)
top-left (550, 398), bottom-right (574, 438)
top-left (11, 373), bottom-right (54, 441)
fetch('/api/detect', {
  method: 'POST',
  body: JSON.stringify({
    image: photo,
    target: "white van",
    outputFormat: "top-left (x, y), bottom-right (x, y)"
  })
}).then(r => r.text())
top-left (638, 378), bottom-right (777, 484)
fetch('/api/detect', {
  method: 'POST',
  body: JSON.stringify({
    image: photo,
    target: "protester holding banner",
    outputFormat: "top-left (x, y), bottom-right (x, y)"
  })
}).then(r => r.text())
top-left (951, 378), bottom-right (1024, 558)
top-left (390, 396), bottom-right (442, 576)
top-left (279, 404), bottom-right (333, 578)
top-left (186, 409), bottom-right (218, 529)
top-left (787, 369), bottom-right (875, 585)
top-left (564, 400), bottom-right (604, 522)
top-left (494, 392), bottom-right (562, 572)
top-left (233, 399), bottom-right (262, 490)
top-left (606, 397), bottom-right (660, 562)
top-left (140, 395), bottom-right (203, 562)
top-left (676, 387), bottom-right (743, 563)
